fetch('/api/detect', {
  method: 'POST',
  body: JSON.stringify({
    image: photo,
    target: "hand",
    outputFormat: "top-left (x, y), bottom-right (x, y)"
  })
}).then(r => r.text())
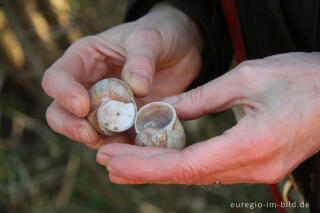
top-left (42, 4), bottom-right (203, 149)
top-left (96, 52), bottom-right (320, 184)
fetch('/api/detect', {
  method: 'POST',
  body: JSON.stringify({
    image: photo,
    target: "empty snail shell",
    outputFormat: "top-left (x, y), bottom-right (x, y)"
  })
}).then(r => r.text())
top-left (134, 102), bottom-right (186, 149)
top-left (87, 78), bottom-right (137, 136)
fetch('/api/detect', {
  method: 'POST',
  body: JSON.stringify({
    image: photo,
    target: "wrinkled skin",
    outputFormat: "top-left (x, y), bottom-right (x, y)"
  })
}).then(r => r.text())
top-left (42, 4), bottom-right (202, 149)
top-left (97, 52), bottom-right (320, 185)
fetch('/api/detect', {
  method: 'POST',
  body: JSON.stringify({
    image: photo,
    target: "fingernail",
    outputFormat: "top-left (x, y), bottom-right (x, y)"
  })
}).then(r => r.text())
top-left (77, 127), bottom-right (91, 143)
top-left (97, 152), bottom-right (112, 165)
top-left (162, 96), bottom-right (178, 105)
top-left (70, 97), bottom-right (83, 115)
top-left (128, 71), bottom-right (151, 95)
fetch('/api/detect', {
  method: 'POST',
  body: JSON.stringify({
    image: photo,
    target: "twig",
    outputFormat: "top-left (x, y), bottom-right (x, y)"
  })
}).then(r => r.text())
top-left (53, 150), bottom-right (80, 209)
top-left (3, 0), bottom-right (45, 81)
top-left (11, 154), bottom-right (43, 213)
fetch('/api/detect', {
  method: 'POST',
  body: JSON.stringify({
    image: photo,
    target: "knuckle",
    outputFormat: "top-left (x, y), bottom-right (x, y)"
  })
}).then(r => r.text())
top-left (236, 61), bottom-right (257, 82)
top-left (236, 60), bottom-right (261, 80)
top-left (137, 28), bottom-right (162, 41)
top-left (127, 27), bottom-right (164, 52)
top-left (67, 36), bottom-right (97, 60)
top-left (41, 70), bottom-right (53, 95)
top-left (175, 164), bottom-right (196, 183)
top-left (237, 60), bottom-right (255, 73)
top-left (68, 36), bottom-right (103, 72)
top-left (187, 86), bottom-right (208, 114)
top-left (235, 59), bottom-right (269, 95)
top-left (128, 54), bottom-right (154, 73)
top-left (189, 86), bottom-right (204, 102)
top-left (65, 120), bottom-right (85, 141)
top-left (174, 154), bottom-right (200, 183)
top-left (70, 36), bottom-right (95, 49)
top-left (131, 26), bottom-right (162, 43)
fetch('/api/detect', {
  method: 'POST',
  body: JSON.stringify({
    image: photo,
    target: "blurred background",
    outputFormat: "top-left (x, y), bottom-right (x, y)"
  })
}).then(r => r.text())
top-left (0, 0), bottom-right (309, 212)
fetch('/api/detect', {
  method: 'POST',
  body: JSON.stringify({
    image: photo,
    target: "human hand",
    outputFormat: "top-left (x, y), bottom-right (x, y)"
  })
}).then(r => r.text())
top-left (42, 4), bottom-right (203, 149)
top-left (96, 52), bottom-right (320, 184)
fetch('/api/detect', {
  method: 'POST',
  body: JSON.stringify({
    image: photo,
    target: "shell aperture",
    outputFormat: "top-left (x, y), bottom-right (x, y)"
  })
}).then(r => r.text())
top-left (135, 102), bottom-right (186, 149)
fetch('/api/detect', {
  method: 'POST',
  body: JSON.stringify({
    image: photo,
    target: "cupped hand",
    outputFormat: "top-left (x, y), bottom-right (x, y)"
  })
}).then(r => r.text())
top-left (96, 52), bottom-right (320, 184)
top-left (41, 4), bottom-right (203, 148)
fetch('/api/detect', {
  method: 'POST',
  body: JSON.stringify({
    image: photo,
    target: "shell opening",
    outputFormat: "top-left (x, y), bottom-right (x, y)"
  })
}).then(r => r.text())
top-left (135, 103), bottom-right (175, 133)
top-left (98, 100), bottom-right (135, 132)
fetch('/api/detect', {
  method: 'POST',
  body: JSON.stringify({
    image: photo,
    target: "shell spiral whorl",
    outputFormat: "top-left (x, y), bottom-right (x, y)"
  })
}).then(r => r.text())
top-left (87, 78), bottom-right (137, 136)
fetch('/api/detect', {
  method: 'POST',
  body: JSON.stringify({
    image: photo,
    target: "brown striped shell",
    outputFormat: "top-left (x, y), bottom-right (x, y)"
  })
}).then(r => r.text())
top-left (134, 102), bottom-right (186, 149)
top-left (87, 78), bottom-right (137, 136)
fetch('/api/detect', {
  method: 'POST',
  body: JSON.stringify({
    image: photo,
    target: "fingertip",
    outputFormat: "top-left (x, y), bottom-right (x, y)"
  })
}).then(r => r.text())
top-left (123, 71), bottom-right (151, 97)
top-left (98, 143), bottom-right (126, 155)
top-left (68, 91), bottom-right (90, 118)
top-left (162, 95), bottom-right (179, 105)
top-left (163, 86), bottom-right (211, 120)
top-left (162, 94), bottom-right (193, 120)
top-left (109, 173), bottom-right (129, 184)
top-left (42, 68), bottom-right (90, 117)
top-left (65, 82), bottom-right (91, 117)
top-left (46, 101), bottom-right (100, 145)
top-left (69, 97), bottom-right (84, 117)
top-left (122, 55), bottom-right (155, 97)
top-left (96, 151), bottom-right (111, 165)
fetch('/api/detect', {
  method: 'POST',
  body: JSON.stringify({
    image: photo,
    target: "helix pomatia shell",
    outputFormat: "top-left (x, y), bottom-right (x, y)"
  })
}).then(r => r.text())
top-left (134, 102), bottom-right (186, 149)
top-left (87, 78), bottom-right (137, 136)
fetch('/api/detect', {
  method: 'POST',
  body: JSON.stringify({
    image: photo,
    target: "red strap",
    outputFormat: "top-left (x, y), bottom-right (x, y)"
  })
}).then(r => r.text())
top-left (269, 184), bottom-right (285, 213)
top-left (220, 0), bottom-right (246, 63)
top-left (219, 1), bottom-right (285, 213)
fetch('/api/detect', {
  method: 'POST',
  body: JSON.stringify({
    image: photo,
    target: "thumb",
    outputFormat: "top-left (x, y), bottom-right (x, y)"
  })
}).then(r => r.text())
top-left (163, 69), bottom-right (249, 120)
top-left (122, 30), bottom-right (163, 97)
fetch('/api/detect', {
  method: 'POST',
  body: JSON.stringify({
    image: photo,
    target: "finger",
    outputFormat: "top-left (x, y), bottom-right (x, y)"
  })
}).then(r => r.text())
top-left (109, 174), bottom-right (130, 184)
top-left (86, 134), bottom-right (130, 150)
top-left (122, 29), bottom-right (163, 97)
top-left (103, 117), bottom-right (275, 184)
top-left (42, 36), bottom-right (115, 117)
top-left (42, 52), bottom-right (90, 117)
top-left (106, 163), bottom-right (256, 185)
top-left (162, 69), bottom-right (250, 120)
top-left (107, 170), bottom-right (254, 185)
top-left (46, 100), bottom-right (102, 145)
top-left (96, 143), bottom-right (178, 166)
top-left (106, 161), bottom-right (258, 185)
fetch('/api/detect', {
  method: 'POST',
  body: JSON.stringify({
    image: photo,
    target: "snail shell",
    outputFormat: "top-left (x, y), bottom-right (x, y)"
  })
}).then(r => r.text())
top-left (134, 102), bottom-right (186, 149)
top-left (87, 78), bottom-right (137, 136)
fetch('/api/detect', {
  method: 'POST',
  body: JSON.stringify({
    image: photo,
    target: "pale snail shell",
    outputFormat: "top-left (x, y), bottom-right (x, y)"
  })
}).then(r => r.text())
top-left (87, 78), bottom-right (137, 136)
top-left (87, 78), bottom-right (186, 149)
top-left (134, 102), bottom-right (186, 149)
